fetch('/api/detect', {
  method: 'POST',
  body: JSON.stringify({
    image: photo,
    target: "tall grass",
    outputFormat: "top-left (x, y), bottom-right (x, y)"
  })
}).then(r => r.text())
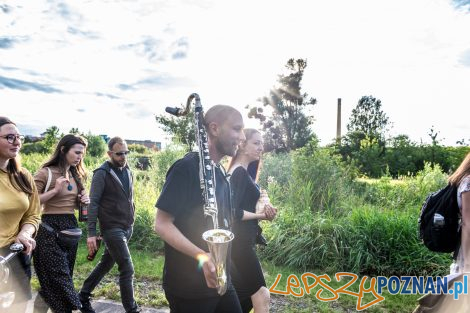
top-left (261, 153), bottom-right (453, 277)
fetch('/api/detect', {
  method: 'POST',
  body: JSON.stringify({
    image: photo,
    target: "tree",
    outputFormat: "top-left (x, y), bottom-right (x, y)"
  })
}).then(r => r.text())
top-left (42, 126), bottom-right (61, 151)
top-left (337, 96), bottom-right (391, 177)
top-left (85, 133), bottom-right (107, 158)
top-left (155, 110), bottom-right (195, 152)
top-left (428, 125), bottom-right (443, 168)
top-left (69, 127), bottom-right (82, 135)
top-left (247, 58), bottom-right (316, 152)
top-left (347, 95), bottom-right (390, 140)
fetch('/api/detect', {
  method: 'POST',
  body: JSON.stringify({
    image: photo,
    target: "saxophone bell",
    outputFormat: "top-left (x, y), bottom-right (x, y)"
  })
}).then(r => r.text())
top-left (202, 229), bottom-right (234, 295)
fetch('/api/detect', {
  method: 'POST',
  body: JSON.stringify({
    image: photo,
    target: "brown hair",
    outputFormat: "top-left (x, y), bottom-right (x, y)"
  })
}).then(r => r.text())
top-left (108, 136), bottom-right (126, 151)
top-left (0, 116), bottom-right (33, 195)
top-left (42, 134), bottom-right (88, 191)
top-left (229, 128), bottom-right (262, 181)
top-left (449, 152), bottom-right (470, 186)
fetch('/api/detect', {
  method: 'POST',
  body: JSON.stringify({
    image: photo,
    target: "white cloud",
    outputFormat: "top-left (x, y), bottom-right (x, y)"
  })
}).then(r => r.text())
top-left (1, 0), bottom-right (469, 146)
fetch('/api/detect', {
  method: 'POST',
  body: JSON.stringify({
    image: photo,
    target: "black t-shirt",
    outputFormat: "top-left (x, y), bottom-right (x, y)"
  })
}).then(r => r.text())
top-left (230, 166), bottom-right (260, 245)
top-left (155, 152), bottom-right (233, 298)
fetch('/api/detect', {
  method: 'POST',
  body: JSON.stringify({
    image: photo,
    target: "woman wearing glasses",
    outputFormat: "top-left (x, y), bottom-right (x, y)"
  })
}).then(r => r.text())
top-left (0, 116), bottom-right (41, 312)
top-left (32, 134), bottom-right (90, 313)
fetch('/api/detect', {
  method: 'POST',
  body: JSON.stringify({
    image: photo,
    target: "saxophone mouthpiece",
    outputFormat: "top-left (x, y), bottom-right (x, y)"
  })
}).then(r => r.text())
top-left (165, 106), bottom-right (181, 116)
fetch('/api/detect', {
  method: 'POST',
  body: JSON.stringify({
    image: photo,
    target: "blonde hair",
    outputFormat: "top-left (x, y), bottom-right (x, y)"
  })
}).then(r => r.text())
top-left (229, 128), bottom-right (262, 181)
top-left (449, 152), bottom-right (470, 186)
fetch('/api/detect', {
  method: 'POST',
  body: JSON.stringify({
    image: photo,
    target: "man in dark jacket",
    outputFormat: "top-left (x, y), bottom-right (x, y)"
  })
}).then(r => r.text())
top-left (79, 137), bottom-right (140, 313)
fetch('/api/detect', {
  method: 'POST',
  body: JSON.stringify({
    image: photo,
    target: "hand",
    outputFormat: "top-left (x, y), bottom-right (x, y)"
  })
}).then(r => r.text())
top-left (199, 253), bottom-right (217, 288)
top-left (79, 190), bottom-right (90, 205)
top-left (53, 176), bottom-right (69, 193)
top-left (15, 230), bottom-right (36, 255)
top-left (264, 204), bottom-right (277, 221)
top-left (87, 236), bottom-right (98, 254)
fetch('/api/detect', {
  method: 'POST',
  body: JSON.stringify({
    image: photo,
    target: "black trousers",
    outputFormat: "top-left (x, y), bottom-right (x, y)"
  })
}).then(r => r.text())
top-left (165, 289), bottom-right (242, 313)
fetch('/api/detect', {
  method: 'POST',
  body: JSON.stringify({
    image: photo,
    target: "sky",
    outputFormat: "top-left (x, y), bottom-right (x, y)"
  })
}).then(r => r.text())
top-left (1, 0), bottom-right (470, 147)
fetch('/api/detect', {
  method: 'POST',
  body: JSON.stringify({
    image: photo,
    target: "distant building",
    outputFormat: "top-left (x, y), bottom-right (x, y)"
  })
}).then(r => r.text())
top-left (126, 139), bottom-right (161, 151)
top-left (25, 135), bottom-right (43, 143)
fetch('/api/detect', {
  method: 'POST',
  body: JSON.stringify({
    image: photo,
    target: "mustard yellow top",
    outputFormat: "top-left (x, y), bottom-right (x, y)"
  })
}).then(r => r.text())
top-left (0, 167), bottom-right (41, 248)
top-left (34, 166), bottom-right (79, 214)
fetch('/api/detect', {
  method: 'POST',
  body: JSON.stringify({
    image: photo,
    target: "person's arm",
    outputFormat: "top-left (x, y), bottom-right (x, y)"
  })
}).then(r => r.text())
top-left (461, 190), bottom-right (470, 272)
top-left (232, 168), bottom-right (276, 221)
top-left (18, 170), bottom-right (41, 254)
top-left (38, 176), bottom-right (68, 203)
top-left (86, 169), bottom-right (106, 254)
top-left (15, 224), bottom-right (36, 255)
top-left (231, 167), bottom-right (249, 221)
top-left (154, 209), bottom-right (217, 288)
top-left (34, 168), bottom-right (69, 204)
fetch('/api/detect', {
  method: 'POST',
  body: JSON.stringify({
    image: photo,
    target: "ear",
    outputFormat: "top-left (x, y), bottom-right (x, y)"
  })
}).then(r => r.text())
top-left (60, 146), bottom-right (65, 153)
top-left (107, 151), bottom-right (113, 158)
top-left (206, 122), bottom-right (219, 137)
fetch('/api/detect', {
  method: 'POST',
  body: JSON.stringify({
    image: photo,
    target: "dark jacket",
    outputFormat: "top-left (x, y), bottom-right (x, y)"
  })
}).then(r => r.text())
top-left (87, 161), bottom-right (135, 236)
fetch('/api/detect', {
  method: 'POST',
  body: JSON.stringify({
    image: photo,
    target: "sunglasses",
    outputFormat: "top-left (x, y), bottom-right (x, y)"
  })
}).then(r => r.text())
top-left (0, 134), bottom-right (25, 144)
top-left (112, 151), bottom-right (130, 156)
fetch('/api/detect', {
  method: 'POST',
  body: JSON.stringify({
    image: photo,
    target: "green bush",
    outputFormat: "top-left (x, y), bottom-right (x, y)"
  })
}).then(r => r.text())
top-left (289, 146), bottom-right (355, 214)
top-left (85, 134), bottom-right (107, 158)
top-left (341, 206), bottom-right (449, 276)
top-left (261, 209), bottom-right (344, 273)
top-left (258, 152), bottom-right (292, 190)
top-left (21, 142), bottom-right (50, 155)
top-left (153, 145), bottom-right (186, 192)
top-left (261, 152), bottom-right (452, 277)
top-left (129, 144), bottom-right (151, 154)
top-left (20, 153), bottom-right (47, 174)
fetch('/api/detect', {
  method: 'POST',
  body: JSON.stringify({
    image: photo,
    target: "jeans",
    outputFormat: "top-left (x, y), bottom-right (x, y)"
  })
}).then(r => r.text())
top-left (80, 227), bottom-right (138, 312)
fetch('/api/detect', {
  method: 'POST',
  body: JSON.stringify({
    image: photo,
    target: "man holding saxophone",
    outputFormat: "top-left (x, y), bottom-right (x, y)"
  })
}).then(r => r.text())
top-left (155, 103), bottom-right (245, 313)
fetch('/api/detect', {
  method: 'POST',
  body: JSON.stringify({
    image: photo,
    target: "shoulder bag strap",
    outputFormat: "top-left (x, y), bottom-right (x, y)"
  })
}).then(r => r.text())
top-left (44, 167), bottom-right (52, 193)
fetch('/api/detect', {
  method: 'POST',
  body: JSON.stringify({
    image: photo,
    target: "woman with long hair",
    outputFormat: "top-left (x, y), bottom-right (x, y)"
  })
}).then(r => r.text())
top-left (229, 128), bottom-right (277, 313)
top-left (0, 116), bottom-right (41, 312)
top-left (33, 134), bottom-right (90, 313)
top-left (449, 152), bottom-right (470, 274)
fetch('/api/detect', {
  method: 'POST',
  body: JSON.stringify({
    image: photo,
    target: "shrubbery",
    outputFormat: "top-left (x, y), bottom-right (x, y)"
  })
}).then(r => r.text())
top-left (261, 153), bottom-right (455, 277)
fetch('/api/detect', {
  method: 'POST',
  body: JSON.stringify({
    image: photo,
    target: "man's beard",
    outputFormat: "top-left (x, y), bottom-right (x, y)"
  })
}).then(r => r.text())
top-left (215, 140), bottom-right (235, 158)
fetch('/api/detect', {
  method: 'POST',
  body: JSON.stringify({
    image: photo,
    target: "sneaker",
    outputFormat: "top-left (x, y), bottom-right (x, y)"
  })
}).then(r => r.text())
top-left (79, 293), bottom-right (96, 313)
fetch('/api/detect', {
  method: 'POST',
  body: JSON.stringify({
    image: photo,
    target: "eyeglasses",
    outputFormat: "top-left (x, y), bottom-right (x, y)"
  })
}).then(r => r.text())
top-left (112, 151), bottom-right (130, 156)
top-left (0, 134), bottom-right (25, 144)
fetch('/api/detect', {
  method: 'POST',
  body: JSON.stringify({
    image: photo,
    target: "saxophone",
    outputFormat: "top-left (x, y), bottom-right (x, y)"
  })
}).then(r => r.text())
top-left (166, 93), bottom-right (234, 295)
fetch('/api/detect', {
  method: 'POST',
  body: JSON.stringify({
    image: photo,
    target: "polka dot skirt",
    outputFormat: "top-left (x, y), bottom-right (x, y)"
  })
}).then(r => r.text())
top-left (33, 214), bottom-right (81, 312)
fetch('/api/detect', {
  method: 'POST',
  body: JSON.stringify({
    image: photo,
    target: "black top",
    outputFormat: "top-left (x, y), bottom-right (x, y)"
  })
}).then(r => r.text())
top-left (155, 152), bottom-right (233, 298)
top-left (230, 166), bottom-right (260, 245)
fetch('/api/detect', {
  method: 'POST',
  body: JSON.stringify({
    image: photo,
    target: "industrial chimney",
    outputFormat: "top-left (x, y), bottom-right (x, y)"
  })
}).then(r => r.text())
top-left (336, 98), bottom-right (342, 144)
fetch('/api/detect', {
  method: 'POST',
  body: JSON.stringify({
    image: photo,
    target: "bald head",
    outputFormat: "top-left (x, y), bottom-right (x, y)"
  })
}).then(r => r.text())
top-left (204, 105), bottom-right (242, 127)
